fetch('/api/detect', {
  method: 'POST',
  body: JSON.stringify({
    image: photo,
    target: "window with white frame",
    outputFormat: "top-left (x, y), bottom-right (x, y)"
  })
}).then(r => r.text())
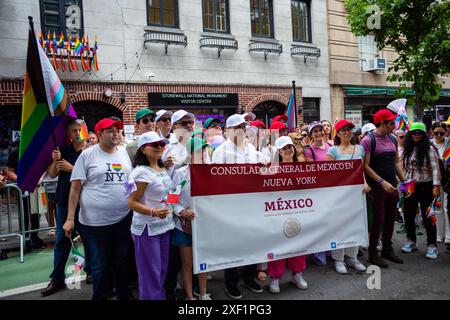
top-left (358, 35), bottom-right (379, 62)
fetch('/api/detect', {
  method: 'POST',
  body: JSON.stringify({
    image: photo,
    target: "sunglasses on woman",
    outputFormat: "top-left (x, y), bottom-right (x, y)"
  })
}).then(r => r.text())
top-left (158, 118), bottom-right (171, 123)
top-left (141, 117), bottom-right (155, 124)
top-left (144, 141), bottom-right (166, 148)
top-left (411, 130), bottom-right (423, 136)
top-left (175, 120), bottom-right (194, 127)
top-left (434, 131), bottom-right (445, 136)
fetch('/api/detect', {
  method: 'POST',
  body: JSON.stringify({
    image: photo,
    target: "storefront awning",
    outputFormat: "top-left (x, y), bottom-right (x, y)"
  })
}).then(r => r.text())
top-left (344, 86), bottom-right (450, 97)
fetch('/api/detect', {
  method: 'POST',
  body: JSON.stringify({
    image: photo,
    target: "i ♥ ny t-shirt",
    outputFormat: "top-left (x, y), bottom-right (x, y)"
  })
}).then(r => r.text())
top-left (71, 144), bottom-right (132, 226)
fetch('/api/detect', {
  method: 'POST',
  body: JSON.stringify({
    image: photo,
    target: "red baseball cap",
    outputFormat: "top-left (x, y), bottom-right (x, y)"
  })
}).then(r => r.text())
top-left (95, 118), bottom-right (124, 133)
top-left (373, 109), bottom-right (396, 124)
top-left (334, 119), bottom-right (355, 132)
top-left (269, 121), bottom-right (288, 131)
top-left (250, 120), bottom-right (266, 129)
top-left (273, 115), bottom-right (288, 122)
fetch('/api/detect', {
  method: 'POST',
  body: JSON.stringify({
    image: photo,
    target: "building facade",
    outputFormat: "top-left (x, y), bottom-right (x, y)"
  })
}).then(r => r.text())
top-left (327, 0), bottom-right (450, 127)
top-left (0, 0), bottom-right (331, 153)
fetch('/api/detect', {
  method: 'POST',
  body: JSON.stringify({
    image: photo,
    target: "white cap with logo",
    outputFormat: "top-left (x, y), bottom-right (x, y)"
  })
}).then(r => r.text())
top-left (275, 136), bottom-right (294, 150)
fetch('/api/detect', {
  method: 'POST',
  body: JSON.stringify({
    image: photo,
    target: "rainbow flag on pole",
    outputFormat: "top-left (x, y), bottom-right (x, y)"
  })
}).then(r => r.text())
top-left (18, 17), bottom-right (77, 192)
top-left (78, 121), bottom-right (89, 142)
top-left (443, 147), bottom-right (450, 167)
top-left (284, 90), bottom-right (296, 133)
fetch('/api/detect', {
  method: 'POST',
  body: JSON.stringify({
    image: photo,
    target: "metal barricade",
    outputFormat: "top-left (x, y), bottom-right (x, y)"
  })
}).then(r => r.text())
top-left (0, 184), bottom-right (25, 263)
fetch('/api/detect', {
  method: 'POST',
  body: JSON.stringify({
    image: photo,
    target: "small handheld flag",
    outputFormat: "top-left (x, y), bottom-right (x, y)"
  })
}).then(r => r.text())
top-left (70, 239), bottom-right (85, 272)
top-left (443, 147), bottom-right (450, 167)
top-left (426, 195), bottom-right (442, 226)
top-left (400, 179), bottom-right (416, 193)
top-left (78, 121), bottom-right (89, 142)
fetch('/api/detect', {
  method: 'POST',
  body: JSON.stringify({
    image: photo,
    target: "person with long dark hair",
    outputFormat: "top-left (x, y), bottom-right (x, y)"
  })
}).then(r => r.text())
top-left (401, 123), bottom-right (441, 259)
top-left (127, 131), bottom-right (175, 300)
top-left (321, 120), bottom-right (334, 145)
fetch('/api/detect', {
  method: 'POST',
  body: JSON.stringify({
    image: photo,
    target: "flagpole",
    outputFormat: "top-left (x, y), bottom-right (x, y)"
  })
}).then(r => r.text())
top-left (28, 16), bottom-right (57, 150)
top-left (292, 80), bottom-right (298, 129)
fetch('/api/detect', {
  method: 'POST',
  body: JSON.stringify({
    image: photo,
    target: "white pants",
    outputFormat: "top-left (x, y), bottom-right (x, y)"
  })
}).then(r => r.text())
top-left (331, 246), bottom-right (359, 262)
top-left (436, 190), bottom-right (450, 243)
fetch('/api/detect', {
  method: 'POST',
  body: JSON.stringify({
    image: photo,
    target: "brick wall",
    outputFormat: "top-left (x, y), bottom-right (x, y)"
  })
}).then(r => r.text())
top-left (0, 79), bottom-right (303, 126)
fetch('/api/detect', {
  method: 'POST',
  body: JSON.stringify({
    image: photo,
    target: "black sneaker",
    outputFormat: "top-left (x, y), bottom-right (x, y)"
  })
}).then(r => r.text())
top-left (225, 285), bottom-right (242, 299)
top-left (243, 278), bottom-right (263, 293)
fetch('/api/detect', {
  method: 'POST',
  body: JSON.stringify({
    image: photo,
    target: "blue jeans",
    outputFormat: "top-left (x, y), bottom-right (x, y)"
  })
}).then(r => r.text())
top-left (50, 206), bottom-right (91, 283)
top-left (80, 212), bottom-right (133, 300)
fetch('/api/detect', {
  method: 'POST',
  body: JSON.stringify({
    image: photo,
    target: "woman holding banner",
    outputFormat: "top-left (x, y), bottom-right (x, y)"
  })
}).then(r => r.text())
top-left (305, 121), bottom-right (331, 266)
top-left (326, 120), bottom-right (369, 273)
top-left (127, 131), bottom-right (175, 300)
top-left (266, 136), bottom-right (308, 293)
top-left (171, 137), bottom-right (211, 300)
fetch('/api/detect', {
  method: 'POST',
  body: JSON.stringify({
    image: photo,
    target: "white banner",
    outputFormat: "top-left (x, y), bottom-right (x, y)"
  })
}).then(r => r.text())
top-left (191, 161), bottom-right (368, 274)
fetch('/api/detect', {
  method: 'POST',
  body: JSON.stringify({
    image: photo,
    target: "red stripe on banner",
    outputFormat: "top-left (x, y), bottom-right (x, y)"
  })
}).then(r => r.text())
top-left (191, 160), bottom-right (364, 196)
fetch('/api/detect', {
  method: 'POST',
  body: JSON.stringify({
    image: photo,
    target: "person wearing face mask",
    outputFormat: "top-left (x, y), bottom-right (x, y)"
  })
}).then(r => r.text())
top-left (360, 109), bottom-right (406, 268)
top-left (126, 108), bottom-right (157, 160)
top-left (326, 120), bottom-right (370, 274)
top-left (431, 122), bottom-right (450, 248)
top-left (401, 123), bottom-right (441, 259)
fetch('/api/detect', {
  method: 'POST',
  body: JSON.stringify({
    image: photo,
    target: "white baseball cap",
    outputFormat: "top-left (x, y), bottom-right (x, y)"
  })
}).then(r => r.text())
top-left (137, 131), bottom-right (169, 148)
top-left (155, 109), bottom-right (174, 122)
top-left (275, 136), bottom-right (294, 150)
top-left (226, 114), bottom-right (246, 128)
top-left (171, 110), bottom-right (194, 124)
top-left (246, 125), bottom-right (258, 135)
top-left (361, 123), bottom-right (376, 135)
top-left (243, 112), bottom-right (256, 121)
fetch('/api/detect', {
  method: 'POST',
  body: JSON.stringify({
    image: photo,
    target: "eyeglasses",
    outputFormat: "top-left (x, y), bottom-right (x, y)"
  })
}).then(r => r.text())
top-left (209, 123), bottom-right (222, 129)
top-left (144, 141), bottom-right (166, 148)
top-left (175, 120), bottom-right (194, 127)
top-left (158, 118), bottom-right (171, 123)
top-left (398, 136), bottom-right (406, 139)
top-left (434, 131), bottom-right (445, 136)
top-left (411, 130), bottom-right (423, 136)
top-left (141, 117), bottom-right (155, 124)
top-left (301, 133), bottom-right (308, 137)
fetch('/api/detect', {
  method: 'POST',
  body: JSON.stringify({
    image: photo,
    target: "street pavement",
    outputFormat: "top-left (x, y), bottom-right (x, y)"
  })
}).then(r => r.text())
top-left (2, 223), bottom-right (450, 300)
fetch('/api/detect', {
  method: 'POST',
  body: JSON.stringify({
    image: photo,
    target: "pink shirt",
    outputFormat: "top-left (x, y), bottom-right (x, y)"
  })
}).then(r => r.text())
top-left (304, 143), bottom-right (331, 161)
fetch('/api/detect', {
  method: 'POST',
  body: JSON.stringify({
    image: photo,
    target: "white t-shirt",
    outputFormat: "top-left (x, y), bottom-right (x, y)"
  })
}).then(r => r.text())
top-left (162, 139), bottom-right (188, 177)
top-left (172, 165), bottom-right (191, 232)
top-left (129, 166), bottom-right (175, 236)
top-left (211, 139), bottom-right (261, 164)
top-left (71, 144), bottom-right (132, 226)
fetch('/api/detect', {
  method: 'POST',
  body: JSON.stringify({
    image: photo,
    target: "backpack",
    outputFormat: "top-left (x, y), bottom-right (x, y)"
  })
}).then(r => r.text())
top-left (368, 131), bottom-right (397, 156)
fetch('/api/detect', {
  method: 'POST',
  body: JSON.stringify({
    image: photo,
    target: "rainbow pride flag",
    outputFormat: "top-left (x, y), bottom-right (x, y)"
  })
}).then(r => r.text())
top-left (78, 121), bottom-right (89, 142)
top-left (426, 195), bottom-right (442, 226)
top-left (284, 90), bottom-right (296, 133)
top-left (400, 179), bottom-right (416, 193)
top-left (443, 147), bottom-right (450, 167)
top-left (18, 20), bottom-right (77, 192)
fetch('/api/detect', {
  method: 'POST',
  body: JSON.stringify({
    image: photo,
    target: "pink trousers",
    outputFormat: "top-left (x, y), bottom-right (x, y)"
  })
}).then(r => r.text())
top-left (267, 255), bottom-right (307, 279)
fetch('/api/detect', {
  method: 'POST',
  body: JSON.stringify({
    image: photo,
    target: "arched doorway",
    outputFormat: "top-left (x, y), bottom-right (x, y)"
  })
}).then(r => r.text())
top-left (252, 100), bottom-right (286, 127)
top-left (74, 100), bottom-right (123, 131)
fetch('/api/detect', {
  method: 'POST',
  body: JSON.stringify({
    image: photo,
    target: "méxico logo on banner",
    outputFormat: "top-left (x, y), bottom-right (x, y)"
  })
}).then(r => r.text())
top-left (190, 160), bottom-right (368, 274)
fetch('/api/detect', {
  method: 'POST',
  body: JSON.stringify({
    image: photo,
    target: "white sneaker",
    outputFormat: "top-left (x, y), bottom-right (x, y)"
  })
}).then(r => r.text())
top-left (346, 257), bottom-right (366, 272)
top-left (334, 261), bottom-right (347, 274)
top-left (437, 236), bottom-right (443, 243)
top-left (291, 273), bottom-right (308, 290)
top-left (200, 293), bottom-right (212, 300)
top-left (269, 278), bottom-right (280, 294)
top-left (425, 245), bottom-right (438, 259)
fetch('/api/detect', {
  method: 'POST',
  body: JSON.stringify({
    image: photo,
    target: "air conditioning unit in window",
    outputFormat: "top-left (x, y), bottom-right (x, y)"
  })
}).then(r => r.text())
top-left (362, 58), bottom-right (387, 72)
